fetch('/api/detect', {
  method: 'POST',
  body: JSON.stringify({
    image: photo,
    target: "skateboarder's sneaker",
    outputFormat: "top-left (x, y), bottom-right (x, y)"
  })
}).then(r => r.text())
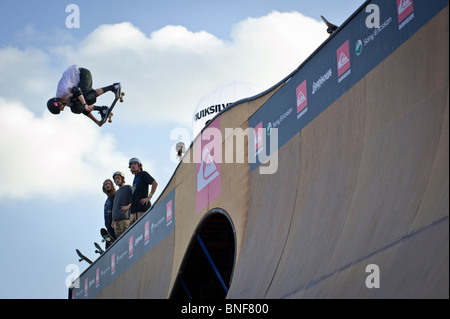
top-left (101, 106), bottom-right (109, 115)
top-left (94, 105), bottom-right (109, 121)
top-left (112, 82), bottom-right (121, 97)
top-left (94, 105), bottom-right (108, 114)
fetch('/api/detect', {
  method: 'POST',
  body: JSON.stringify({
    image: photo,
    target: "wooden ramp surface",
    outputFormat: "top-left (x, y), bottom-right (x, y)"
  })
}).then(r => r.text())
top-left (228, 7), bottom-right (449, 298)
top-left (90, 4), bottom-right (448, 299)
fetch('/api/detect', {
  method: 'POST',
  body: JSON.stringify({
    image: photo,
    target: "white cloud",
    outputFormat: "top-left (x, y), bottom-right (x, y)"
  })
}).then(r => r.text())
top-left (230, 11), bottom-right (326, 83)
top-left (0, 98), bottom-right (130, 201)
top-left (0, 47), bottom-right (56, 114)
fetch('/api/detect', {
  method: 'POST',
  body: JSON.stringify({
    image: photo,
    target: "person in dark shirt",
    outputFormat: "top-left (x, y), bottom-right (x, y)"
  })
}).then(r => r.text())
top-left (102, 179), bottom-right (117, 248)
top-left (128, 157), bottom-right (158, 225)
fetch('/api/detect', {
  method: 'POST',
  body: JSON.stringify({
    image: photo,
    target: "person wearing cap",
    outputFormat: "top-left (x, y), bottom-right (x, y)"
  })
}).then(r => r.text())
top-left (111, 171), bottom-right (133, 237)
top-left (46, 64), bottom-right (120, 127)
top-left (128, 157), bottom-right (158, 225)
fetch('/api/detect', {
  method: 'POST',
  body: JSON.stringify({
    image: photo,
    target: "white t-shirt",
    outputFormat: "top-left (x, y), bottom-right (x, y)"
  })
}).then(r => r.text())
top-left (56, 65), bottom-right (80, 102)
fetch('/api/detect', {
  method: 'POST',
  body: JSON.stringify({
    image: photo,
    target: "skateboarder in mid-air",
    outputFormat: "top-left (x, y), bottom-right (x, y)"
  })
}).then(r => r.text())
top-left (47, 64), bottom-right (120, 127)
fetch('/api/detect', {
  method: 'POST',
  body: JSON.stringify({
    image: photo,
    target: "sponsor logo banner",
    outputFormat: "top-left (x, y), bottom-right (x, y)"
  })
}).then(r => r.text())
top-left (336, 40), bottom-right (351, 78)
top-left (71, 189), bottom-right (175, 299)
top-left (397, 0), bottom-right (414, 23)
top-left (296, 80), bottom-right (308, 114)
top-left (249, 0), bottom-right (446, 173)
top-left (195, 117), bottom-right (221, 213)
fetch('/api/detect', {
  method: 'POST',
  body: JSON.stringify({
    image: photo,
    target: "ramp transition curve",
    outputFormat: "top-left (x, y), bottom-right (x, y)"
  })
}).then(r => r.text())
top-left (70, 0), bottom-right (448, 299)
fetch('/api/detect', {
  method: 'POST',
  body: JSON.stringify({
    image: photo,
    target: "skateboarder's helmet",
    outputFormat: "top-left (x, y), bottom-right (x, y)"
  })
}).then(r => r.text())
top-left (129, 157), bottom-right (143, 172)
top-left (129, 157), bottom-right (142, 167)
top-left (112, 171), bottom-right (125, 179)
top-left (47, 98), bottom-right (60, 114)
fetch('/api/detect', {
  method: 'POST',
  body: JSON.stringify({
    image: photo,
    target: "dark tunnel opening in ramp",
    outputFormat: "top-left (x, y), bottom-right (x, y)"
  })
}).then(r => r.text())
top-left (170, 209), bottom-right (236, 299)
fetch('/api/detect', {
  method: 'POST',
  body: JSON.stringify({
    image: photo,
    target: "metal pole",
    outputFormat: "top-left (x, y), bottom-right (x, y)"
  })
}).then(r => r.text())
top-left (196, 235), bottom-right (228, 294)
top-left (180, 277), bottom-right (193, 299)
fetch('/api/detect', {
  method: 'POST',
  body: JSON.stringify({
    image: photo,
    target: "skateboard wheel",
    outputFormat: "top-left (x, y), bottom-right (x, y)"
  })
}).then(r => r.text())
top-left (108, 118), bottom-right (112, 123)
top-left (120, 98), bottom-right (124, 103)
top-left (121, 92), bottom-right (125, 96)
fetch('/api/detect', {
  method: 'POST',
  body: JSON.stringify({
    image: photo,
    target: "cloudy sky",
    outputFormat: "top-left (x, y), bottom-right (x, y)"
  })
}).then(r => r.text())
top-left (0, 0), bottom-right (364, 298)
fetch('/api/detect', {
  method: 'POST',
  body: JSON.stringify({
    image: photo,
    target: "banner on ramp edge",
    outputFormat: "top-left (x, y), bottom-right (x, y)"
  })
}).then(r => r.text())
top-left (70, 189), bottom-right (175, 299)
top-left (195, 116), bottom-right (221, 214)
top-left (249, 0), bottom-right (448, 172)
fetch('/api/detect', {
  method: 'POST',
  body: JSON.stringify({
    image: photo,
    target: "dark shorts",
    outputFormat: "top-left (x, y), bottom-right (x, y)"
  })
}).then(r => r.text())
top-left (70, 67), bottom-right (98, 115)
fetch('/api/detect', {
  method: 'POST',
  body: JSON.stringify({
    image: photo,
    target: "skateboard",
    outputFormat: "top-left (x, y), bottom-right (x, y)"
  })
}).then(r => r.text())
top-left (101, 228), bottom-right (115, 245)
top-left (320, 15), bottom-right (338, 34)
top-left (76, 249), bottom-right (93, 264)
top-left (94, 242), bottom-right (104, 255)
top-left (100, 83), bottom-right (125, 125)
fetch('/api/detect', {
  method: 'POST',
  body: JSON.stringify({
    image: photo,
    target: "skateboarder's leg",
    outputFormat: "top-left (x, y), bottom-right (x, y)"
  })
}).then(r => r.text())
top-left (70, 100), bottom-right (85, 114)
top-left (84, 89), bottom-right (98, 105)
top-left (93, 105), bottom-right (108, 112)
top-left (93, 105), bottom-right (109, 123)
top-left (78, 67), bottom-right (117, 97)
top-left (78, 68), bottom-right (93, 92)
top-left (95, 83), bottom-right (120, 96)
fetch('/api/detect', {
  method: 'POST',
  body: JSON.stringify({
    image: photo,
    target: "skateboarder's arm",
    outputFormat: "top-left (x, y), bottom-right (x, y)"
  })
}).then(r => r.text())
top-left (69, 86), bottom-right (93, 112)
top-left (86, 112), bottom-right (103, 127)
top-left (77, 95), bottom-right (94, 112)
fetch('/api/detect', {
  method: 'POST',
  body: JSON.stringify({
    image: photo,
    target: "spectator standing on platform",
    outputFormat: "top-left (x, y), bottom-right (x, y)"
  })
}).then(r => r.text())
top-left (128, 157), bottom-right (158, 225)
top-left (111, 171), bottom-right (132, 237)
top-left (102, 179), bottom-right (117, 247)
